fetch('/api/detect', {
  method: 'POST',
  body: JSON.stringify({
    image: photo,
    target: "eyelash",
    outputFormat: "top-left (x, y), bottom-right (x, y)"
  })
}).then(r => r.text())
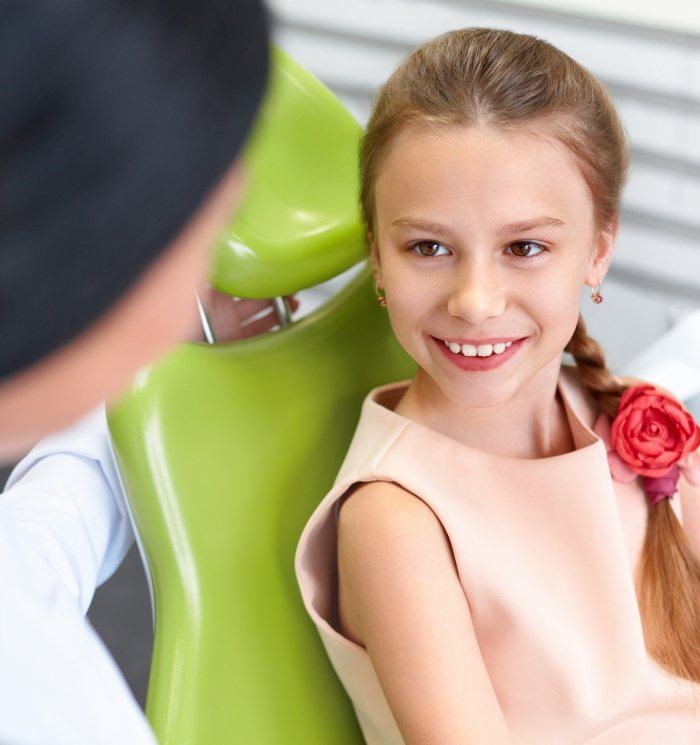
top-left (407, 240), bottom-right (550, 261)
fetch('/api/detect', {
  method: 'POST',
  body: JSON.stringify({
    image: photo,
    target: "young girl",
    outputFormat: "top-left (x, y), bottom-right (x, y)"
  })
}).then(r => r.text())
top-left (295, 27), bottom-right (700, 745)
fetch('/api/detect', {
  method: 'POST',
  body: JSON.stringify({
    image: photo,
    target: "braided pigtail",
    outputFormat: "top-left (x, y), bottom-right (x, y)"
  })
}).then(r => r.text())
top-left (566, 314), bottom-right (700, 682)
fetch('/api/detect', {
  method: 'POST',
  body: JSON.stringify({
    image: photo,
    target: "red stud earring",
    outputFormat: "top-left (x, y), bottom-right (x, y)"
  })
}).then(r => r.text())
top-left (590, 281), bottom-right (603, 304)
top-left (375, 281), bottom-right (387, 307)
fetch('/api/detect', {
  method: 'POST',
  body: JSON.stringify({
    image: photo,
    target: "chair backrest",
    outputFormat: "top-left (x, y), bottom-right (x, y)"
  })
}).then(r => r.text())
top-left (107, 47), bottom-right (417, 744)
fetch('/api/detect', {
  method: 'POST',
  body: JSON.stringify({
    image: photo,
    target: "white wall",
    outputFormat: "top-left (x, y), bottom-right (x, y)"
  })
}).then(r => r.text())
top-left (272, 0), bottom-right (700, 374)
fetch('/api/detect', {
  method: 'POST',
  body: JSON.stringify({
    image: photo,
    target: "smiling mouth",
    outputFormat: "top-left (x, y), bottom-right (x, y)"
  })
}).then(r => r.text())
top-left (433, 335), bottom-right (526, 355)
top-left (430, 334), bottom-right (528, 369)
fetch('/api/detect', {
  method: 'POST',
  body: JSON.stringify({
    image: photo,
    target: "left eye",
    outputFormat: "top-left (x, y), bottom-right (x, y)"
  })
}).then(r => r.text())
top-left (507, 241), bottom-right (547, 259)
top-left (409, 240), bottom-right (450, 257)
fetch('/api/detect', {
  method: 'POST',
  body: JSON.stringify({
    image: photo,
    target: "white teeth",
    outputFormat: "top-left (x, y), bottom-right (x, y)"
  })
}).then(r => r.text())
top-left (442, 339), bottom-right (515, 357)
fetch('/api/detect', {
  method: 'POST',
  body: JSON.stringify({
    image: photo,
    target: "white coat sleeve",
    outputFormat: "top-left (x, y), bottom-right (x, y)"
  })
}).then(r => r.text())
top-left (0, 403), bottom-right (159, 745)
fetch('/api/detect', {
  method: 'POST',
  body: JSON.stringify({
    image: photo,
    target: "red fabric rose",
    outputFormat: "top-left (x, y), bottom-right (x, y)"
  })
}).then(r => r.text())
top-left (610, 383), bottom-right (700, 479)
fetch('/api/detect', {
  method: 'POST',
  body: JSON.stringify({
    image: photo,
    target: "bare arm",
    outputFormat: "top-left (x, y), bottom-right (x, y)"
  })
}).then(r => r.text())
top-left (337, 481), bottom-right (513, 745)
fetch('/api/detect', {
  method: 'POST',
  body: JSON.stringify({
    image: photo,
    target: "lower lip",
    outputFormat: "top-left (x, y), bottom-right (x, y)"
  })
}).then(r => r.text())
top-left (431, 335), bottom-right (528, 371)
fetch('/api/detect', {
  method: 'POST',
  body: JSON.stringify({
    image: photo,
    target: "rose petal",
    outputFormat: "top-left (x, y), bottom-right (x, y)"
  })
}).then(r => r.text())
top-left (626, 408), bottom-right (645, 430)
top-left (633, 440), bottom-right (665, 456)
top-left (677, 412), bottom-right (694, 436)
top-left (594, 414), bottom-right (641, 483)
top-left (650, 408), bottom-right (672, 425)
top-left (652, 449), bottom-right (681, 467)
top-left (609, 453), bottom-right (639, 483)
top-left (637, 395), bottom-right (659, 412)
top-left (620, 385), bottom-right (654, 409)
top-left (683, 425), bottom-right (700, 456)
top-left (616, 437), bottom-right (644, 468)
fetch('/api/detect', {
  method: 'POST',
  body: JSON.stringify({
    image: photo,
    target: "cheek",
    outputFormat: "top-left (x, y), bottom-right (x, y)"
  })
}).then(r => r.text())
top-left (383, 261), bottom-right (430, 320)
top-left (521, 248), bottom-right (584, 303)
top-left (380, 282), bottom-right (428, 357)
top-left (384, 296), bottom-right (422, 353)
top-left (524, 271), bottom-right (582, 343)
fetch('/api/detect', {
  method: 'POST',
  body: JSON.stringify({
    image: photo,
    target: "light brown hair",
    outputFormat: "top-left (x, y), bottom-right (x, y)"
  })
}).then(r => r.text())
top-left (359, 27), bottom-right (700, 682)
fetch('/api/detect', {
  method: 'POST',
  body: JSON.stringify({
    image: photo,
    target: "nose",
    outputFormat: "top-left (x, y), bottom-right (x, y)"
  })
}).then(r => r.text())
top-left (446, 254), bottom-right (507, 325)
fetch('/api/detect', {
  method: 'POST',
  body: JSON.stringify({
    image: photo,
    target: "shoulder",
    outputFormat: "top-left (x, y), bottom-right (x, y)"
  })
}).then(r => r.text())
top-left (337, 480), bottom-right (459, 618)
top-left (337, 480), bottom-right (450, 554)
top-left (5, 402), bottom-right (112, 489)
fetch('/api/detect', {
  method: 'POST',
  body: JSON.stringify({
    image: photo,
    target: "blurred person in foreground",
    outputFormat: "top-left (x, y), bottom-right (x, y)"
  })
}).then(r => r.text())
top-left (0, 1), bottom-right (287, 742)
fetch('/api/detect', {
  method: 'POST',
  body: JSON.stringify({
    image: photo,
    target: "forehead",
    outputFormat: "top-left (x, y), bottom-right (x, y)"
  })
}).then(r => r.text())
top-left (374, 122), bottom-right (593, 230)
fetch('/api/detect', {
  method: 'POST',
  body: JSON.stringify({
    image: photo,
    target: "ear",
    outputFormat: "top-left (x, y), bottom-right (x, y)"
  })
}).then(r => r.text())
top-left (585, 214), bottom-right (619, 287)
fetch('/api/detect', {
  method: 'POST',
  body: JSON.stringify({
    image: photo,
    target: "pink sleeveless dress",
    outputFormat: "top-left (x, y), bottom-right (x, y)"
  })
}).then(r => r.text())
top-left (294, 363), bottom-right (700, 744)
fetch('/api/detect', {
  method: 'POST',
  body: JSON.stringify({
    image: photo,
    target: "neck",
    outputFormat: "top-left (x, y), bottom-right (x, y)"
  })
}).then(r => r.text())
top-left (394, 355), bottom-right (575, 459)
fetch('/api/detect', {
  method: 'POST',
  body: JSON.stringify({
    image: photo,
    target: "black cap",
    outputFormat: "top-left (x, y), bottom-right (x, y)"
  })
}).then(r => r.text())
top-left (0, 0), bottom-right (270, 378)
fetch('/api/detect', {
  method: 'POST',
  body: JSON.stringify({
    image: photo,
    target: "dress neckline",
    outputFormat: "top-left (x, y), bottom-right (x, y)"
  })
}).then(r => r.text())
top-left (364, 363), bottom-right (606, 467)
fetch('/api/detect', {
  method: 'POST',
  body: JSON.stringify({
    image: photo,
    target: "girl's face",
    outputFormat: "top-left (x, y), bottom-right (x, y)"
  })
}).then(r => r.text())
top-left (371, 122), bottom-right (617, 407)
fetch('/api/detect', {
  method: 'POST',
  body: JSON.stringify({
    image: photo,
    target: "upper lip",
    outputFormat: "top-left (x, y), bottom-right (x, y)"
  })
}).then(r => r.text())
top-left (434, 335), bottom-right (525, 345)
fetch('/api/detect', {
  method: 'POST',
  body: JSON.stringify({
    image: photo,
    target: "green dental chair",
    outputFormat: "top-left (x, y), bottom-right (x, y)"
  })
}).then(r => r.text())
top-left (107, 46), bottom-right (416, 744)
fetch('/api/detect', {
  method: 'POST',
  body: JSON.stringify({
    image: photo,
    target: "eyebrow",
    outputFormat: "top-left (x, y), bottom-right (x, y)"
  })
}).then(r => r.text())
top-left (391, 216), bottom-right (565, 236)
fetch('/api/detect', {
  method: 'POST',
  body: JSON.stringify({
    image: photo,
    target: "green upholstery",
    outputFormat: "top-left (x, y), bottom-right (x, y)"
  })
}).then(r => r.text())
top-left (210, 45), bottom-right (369, 298)
top-left (107, 46), bottom-right (417, 744)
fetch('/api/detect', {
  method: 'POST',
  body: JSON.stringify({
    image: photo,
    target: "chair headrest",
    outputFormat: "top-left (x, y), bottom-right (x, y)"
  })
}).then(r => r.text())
top-left (209, 46), bottom-right (367, 299)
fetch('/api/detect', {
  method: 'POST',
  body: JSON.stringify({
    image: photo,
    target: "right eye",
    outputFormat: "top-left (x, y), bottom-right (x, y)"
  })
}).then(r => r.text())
top-left (409, 240), bottom-right (450, 257)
